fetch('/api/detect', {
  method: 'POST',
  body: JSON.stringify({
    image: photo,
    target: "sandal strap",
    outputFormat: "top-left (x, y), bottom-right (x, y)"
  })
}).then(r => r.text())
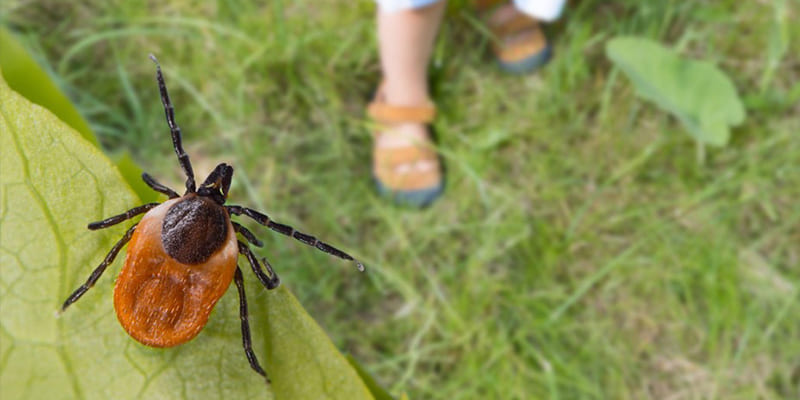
top-left (367, 101), bottom-right (436, 124)
top-left (377, 166), bottom-right (442, 191)
top-left (367, 82), bottom-right (436, 124)
top-left (494, 26), bottom-right (547, 62)
top-left (374, 146), bottom-right (441, 191)
top-left (369, 82), bottom-right (442, 192)
top-left (489, 13), bottom-right (538, 37)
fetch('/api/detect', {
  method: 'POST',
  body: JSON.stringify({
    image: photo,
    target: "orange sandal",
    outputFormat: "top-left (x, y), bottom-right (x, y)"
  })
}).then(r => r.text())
top-left (367, 87), bottom-right (444, 207)
top-left (478, 0), bottom-right (552, 74)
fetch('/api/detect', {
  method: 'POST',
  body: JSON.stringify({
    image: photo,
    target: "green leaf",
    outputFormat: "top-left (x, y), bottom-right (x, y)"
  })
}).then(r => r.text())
top-left (0, 72), bottom-right (375, 399)
top-left (606, 36), bottom-right (746, 146)
top-left (113, 151), bottom-right (159, 203)
top-left (263, 287), bottom-right (375, 400)
top-left (0, 27), bottom-right (158, 203)
top-left (346, 355), bottom-right (397, 400)
top-left (0, 26), bottom-right (96, 146)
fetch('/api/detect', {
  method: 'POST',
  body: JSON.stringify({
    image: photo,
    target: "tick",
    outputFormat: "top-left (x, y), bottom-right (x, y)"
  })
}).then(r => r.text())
top-left (60, 55), bottom-right (364, 381)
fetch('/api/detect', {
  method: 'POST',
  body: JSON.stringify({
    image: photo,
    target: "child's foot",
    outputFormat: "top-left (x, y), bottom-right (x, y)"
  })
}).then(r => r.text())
top-left (484, 3), bottom-right (552, 74)
top-left (368, 87), bottom-right (443, 207)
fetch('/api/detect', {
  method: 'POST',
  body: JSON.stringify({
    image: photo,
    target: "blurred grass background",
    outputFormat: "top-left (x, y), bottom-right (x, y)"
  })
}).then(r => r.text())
top-left (3, 0), bottom-right (799, 398)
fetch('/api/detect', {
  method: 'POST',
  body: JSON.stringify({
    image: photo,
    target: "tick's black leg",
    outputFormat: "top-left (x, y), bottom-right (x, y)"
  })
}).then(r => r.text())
top-left (238, 240), bottom-right (280, 290)
top-left (227, 205), bottom-right (365, 272)
top-left (233, 222), bottom-right (263, 247)
top-left (149, 54), bottom-right (196, 194)
top-left (233, 266), bottom-right (269, 381)
top-left (142, 173), bottom-right (179, 199)
top-left (61, 223), bottom-right (138, 311)
top-left (88, 203), bottom-right (160, 230)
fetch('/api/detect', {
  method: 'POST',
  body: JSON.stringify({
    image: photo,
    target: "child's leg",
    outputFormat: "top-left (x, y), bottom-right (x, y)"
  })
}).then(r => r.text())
top-left (377, 1), bottom-right (446, 108)
top-left (370, 1), bottom-right (447, 206)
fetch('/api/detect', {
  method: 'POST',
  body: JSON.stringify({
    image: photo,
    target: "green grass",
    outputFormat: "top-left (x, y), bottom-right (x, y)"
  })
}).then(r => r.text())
top-left (4, 0), bottom-right (800, 398)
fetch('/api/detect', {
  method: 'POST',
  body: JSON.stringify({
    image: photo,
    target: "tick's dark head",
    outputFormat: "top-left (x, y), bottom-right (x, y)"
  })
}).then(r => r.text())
top-left (197, 163), bottom-right (233, 205)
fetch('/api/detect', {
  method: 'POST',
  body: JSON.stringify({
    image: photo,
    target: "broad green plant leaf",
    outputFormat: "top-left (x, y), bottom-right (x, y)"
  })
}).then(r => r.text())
top-left (263, 287), bottom-right (375, 400)
top-left (0, 27), bottom-right (158, 203)
top-left (0, 26), bottom-right (95, 146)
top-left (114, 151), bottom-right (159, 203)
top-left (346, 355), bottom-right (396, 400)
top-left (606, 36), bottom-right (746, 146)
top-left (0, 73), bottom-right (376, 399)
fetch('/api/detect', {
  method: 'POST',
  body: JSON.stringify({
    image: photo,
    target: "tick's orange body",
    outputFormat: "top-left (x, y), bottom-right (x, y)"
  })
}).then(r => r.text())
top-left (113, 198), bottom-right (238, 347)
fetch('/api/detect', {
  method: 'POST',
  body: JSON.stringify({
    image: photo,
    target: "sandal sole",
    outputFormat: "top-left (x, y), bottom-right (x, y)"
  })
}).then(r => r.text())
top-left (497, 44), bottom-right (552, 74)
top-left (373, 176), bottom-right (445, 208)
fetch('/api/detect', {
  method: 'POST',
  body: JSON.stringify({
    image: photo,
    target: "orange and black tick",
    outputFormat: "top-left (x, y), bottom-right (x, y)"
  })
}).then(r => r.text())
top-left (60, 55), bottom-right (364, 381)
